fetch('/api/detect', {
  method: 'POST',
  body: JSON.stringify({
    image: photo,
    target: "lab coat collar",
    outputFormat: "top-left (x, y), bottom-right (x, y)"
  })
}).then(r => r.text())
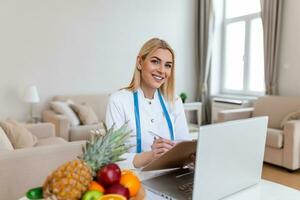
top-left (137, 87), bottom-right (158, 101)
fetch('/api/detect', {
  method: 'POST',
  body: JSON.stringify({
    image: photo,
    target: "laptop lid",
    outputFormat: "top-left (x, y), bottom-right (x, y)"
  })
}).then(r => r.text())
top-left (193, 117), bottom-right (268, 200)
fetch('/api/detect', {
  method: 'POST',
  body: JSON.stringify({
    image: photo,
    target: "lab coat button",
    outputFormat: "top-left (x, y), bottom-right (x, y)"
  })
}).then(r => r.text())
top-left (151, 119), bottom-right (154, 123)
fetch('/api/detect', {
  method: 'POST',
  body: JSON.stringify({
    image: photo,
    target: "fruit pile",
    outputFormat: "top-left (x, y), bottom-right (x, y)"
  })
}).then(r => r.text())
top-left (82, 163), bottom-right (141, 200)
top-left (26, 123), bottom-right (141, 200)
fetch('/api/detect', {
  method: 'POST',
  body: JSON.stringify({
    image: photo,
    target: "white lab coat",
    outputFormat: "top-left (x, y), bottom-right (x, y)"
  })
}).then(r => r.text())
top-left (105, 88), bottom-right (190, 167)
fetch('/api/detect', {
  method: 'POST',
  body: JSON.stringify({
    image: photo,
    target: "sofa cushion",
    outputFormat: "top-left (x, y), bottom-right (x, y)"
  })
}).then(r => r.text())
top-left (50, 101), bottom-right (80, 126)
top-left (266, 128), bottom-right (283, 148)
top-left (53, 94), bottom-right (110, 122)
top-left (70, 123), bottom-right (104, 141)
top-left (36, 137), bottom-right (67, 147)
top-left (70, 103), bottom-right (99, 125)
top-left (0, 120), bottom-right (37, 149)
top-left (0, 127), bottom-right (14, 151)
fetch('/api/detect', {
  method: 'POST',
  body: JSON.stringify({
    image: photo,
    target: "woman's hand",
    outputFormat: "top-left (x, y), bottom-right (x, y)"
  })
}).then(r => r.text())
top-left (133, 138), bottom-right (177, 168)
top-left (151, 138), bottom-right (175, 158)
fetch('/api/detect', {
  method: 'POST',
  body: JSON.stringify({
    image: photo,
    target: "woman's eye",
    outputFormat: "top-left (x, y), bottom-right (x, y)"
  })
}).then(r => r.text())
top-left (151, 59), bottom-right (159, 64)
top-left (165, 64), bottom-right (172, 68)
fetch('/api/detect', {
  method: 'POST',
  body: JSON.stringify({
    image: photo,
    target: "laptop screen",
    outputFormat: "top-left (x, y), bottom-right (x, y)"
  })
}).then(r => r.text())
top-left (193, 117), bottom-right (268, 200)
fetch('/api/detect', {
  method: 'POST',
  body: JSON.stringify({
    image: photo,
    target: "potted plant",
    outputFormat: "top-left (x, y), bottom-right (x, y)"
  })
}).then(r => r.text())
top-left (179, 92), bottom-right (187, 103)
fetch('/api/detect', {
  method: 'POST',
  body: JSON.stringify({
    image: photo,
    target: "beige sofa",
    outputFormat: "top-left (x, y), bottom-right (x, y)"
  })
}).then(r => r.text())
top-left (0, 140), bottom-right (84, 199)
top-left (218, 96), bottom-right (300, 170)
top-left (42, 94), bottom-right (109, 141)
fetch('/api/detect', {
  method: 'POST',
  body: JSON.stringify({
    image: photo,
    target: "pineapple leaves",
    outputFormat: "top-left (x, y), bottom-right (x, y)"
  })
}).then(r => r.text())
top-left (79, 122), bottom-right (133, 175)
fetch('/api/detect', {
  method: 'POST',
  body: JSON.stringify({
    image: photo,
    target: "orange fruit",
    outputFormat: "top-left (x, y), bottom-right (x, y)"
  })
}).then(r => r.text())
top-left (99, 194), bottom-right (126, 200)
top-left (88, 181), bottom-right (105, 193)
top-left (119, 170), bottom-right (141, 197)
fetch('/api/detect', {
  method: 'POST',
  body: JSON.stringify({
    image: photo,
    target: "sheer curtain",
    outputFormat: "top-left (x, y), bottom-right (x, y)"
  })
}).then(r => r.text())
top-left (197, 0), bottom-right (215, 124)
top-left (260, 0), bottom-right (283, 95)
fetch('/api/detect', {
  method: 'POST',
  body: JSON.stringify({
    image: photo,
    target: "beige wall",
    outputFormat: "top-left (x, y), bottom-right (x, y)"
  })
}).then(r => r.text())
top-left (0, 0), bottom-right (198, 121)
top-left (278, 0), bottom-right (300, 96)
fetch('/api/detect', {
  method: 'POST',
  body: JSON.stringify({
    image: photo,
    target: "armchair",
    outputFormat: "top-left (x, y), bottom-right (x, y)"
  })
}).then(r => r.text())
top-left (217, 96), bottom-right (300, 170)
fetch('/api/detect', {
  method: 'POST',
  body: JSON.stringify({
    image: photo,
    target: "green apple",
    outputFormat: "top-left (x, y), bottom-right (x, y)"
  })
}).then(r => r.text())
top-left (82, 190), bottom-right (103, 200)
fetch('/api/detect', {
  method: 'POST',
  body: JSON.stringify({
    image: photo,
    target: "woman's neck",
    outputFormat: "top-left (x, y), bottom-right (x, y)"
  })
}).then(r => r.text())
top-left (140, 83), bottom-right (156, 99)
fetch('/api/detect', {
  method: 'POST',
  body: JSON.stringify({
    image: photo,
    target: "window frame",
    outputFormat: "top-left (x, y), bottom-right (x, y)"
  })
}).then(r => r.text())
top-left (220, 1), bottom-right (264, 96)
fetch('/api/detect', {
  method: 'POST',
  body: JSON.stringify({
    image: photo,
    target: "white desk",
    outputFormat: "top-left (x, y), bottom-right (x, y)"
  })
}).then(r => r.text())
top-left (20, 159), bottom-right (300, 200)
top-left (144, 180), bottom-right (300, 200)
top-left (136, 169), bottom-right (300, 200)
top-left (222, 180), bottom-right (300, 200)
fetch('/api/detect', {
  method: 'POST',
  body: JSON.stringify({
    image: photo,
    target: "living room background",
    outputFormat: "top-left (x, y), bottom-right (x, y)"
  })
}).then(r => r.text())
top-left (1, 0), bottom-right (300, 122)
top-left (0, 0), bottom-right (198, 121)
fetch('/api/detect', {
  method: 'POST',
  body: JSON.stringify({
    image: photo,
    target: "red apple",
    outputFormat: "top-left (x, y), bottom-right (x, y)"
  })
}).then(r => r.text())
top-left (96, 163), bottom-right (121, 187)
top-left (105, 183), bottom-right (130, 200)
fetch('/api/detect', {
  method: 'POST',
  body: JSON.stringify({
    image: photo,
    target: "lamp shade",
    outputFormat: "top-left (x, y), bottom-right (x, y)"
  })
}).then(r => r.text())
top-left (23, 85), bottom-right (40, 103)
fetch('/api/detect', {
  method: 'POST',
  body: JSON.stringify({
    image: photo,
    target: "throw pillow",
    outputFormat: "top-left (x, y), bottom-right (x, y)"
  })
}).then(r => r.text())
top-left (70, 103), bottom-right (99, 125)
top-left (0, 119), bottom-right (38, 149)
top-left (280, 109), bottom-right (300, 128)
top-left (0, 127), bottom-right (14, 151)
top-left (50, 101), bottom-right (80, 126)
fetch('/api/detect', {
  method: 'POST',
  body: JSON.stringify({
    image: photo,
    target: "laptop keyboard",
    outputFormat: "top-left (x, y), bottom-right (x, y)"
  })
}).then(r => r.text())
top-left (178, 182), bottom-right (193, 198)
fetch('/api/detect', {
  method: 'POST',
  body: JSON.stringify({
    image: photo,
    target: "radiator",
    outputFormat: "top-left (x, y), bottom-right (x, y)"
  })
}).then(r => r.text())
top-left (211, 97), bottom-right (252, 123)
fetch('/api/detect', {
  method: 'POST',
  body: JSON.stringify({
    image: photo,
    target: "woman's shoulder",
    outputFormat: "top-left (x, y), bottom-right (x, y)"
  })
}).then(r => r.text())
top-left (109, 89), bottom-right (133, 103)
top-left (168, 94), bottom-right (184, 113)
top-left (168, 94), bottom-right (183, 106)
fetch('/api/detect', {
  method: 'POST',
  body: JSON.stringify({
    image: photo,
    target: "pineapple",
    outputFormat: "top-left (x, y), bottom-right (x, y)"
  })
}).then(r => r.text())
top-left (43, 123), bottom-right (133, 200)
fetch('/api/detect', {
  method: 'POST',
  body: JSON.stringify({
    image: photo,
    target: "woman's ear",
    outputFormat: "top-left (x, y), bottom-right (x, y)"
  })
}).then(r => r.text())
top-left (136, 56), bottom-right (142, 70)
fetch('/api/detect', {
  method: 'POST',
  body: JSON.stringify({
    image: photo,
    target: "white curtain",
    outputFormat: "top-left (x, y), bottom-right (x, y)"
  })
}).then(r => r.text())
top-left (197, 0), bottom-right (215, 124)
top-left (260, 0), bottom-right (283, 95)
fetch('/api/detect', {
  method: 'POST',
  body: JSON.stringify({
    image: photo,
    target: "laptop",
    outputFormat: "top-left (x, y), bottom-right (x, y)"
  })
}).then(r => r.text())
top-left (142, 117), bottom-right (268, 200)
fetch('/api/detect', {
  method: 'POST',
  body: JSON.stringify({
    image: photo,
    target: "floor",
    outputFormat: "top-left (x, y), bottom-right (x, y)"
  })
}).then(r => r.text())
top-left (262, 163), bottom-right (300, 190)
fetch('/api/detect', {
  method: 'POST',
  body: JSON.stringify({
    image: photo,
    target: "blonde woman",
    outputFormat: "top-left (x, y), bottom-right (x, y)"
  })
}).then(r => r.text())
top-left (106, 38), bottom-right (190, 168)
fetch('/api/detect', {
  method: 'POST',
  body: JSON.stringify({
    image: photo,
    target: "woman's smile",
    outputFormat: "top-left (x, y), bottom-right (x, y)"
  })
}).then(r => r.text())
top-left (152, 74), bottom-right (164, 82)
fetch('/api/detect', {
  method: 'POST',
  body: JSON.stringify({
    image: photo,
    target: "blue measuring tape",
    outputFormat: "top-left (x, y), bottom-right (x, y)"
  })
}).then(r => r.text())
top-left (133, 90), bottom-right (174, 153)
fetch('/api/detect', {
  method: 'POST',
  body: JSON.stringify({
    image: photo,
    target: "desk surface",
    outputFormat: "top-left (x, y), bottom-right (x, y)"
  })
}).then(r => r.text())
top-left (20, 161), bottom-right (300, 200)
top-left (137, 169), bottom-right (300, 200)
top-left (143, 180), bottom-right (300, 200)
top-left (222, 180), bottom-right (300, 200)
top-left (19, 176), bottom-right (300, 200)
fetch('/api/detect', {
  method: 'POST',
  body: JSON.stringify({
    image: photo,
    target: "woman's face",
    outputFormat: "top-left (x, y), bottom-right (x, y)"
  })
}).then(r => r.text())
top-left (139, 48), bottom-right (173, 92)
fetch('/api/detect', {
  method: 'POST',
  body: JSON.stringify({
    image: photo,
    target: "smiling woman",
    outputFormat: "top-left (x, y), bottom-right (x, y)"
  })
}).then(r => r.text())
top-left (106, 38), bottom-right (190, 168)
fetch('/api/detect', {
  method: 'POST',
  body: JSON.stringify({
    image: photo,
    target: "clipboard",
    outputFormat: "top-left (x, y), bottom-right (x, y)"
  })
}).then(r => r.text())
top-left (142, 140), bottom-right (197, 171)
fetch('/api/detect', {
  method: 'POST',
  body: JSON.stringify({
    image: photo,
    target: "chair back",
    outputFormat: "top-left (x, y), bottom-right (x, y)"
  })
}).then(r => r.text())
top-left (253, 96), bottom-right (300, 129)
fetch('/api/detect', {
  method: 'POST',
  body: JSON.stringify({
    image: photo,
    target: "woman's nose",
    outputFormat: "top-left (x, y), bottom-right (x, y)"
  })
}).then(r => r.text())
top-left (157, 64), bottom-right (165, 73)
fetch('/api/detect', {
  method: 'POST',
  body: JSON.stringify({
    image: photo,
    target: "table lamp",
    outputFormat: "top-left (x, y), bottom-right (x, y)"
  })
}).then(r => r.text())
top-left (23, 85), bottom-right (40, 123)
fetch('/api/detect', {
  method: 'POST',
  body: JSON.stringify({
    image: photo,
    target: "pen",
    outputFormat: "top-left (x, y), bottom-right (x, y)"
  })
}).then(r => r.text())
top-left (148, 131), bottom-right (182, 144)
top-left (148, 130), bottom-right (164, 140)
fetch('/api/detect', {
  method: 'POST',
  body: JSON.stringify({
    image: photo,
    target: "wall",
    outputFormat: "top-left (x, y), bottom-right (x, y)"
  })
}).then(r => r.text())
top-left (278, 0), bottom-right (300, 96)
top-left (0, 0), bottom-right (198, 121)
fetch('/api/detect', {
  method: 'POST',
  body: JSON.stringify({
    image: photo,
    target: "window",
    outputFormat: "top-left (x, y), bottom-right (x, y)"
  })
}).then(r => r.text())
top-left (221, 0), bottom-right (264, 95)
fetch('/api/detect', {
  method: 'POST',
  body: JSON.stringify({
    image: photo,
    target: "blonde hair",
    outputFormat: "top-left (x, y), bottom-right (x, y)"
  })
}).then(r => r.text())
top-left (125, 38), bottom-right (175, 102)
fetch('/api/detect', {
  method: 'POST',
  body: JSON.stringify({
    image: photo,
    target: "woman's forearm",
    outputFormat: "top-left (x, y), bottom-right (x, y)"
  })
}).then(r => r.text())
top-left (133, 151), bottom-right (154, 168)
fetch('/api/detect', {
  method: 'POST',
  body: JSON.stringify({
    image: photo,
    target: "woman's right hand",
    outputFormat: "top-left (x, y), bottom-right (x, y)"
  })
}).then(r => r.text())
top-left (151, 138), bottom-right (175, 158)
